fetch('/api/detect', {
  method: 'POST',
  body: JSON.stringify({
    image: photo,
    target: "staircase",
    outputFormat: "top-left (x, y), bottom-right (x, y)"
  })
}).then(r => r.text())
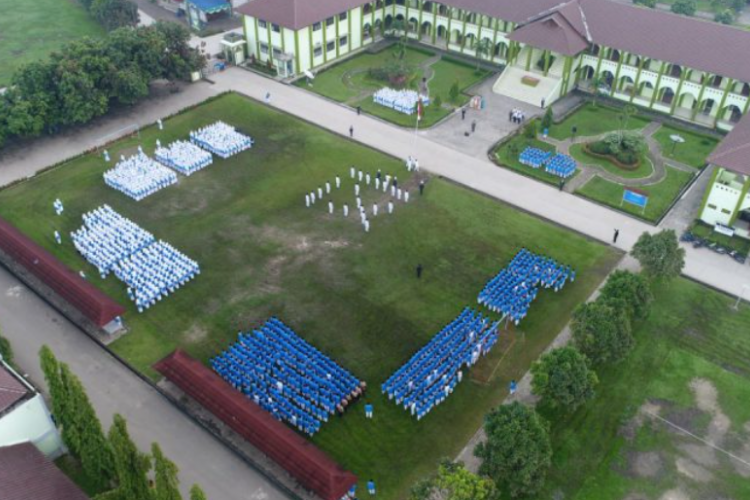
top-left (492, 65), bottom-right (561, 107)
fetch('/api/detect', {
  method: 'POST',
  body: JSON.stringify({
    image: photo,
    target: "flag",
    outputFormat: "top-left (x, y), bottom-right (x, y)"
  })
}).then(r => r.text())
top-left (417, 98), bottom-right (423, 122)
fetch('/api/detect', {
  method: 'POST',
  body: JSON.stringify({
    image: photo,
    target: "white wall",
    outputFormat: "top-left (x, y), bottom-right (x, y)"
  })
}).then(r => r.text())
top-left (0, 394), bottom-right (64, 459)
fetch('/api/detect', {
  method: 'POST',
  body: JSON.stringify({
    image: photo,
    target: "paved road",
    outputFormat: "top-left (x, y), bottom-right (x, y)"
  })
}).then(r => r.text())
top-left (0, 267), bottom-right (286, 500)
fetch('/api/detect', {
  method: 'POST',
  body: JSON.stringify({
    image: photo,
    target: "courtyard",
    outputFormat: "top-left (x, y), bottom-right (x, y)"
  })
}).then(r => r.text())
top-left (0, 92), bottom-right (619, 499)
top-left (493, 103), bottom-right (720, 223)
top-left (296, 43), bottom-right (494, 128)
top-left (0, 0), bottom-right (104, 88)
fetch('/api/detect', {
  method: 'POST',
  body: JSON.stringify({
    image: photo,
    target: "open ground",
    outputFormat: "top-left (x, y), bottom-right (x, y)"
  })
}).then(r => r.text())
top-left (541, 277), bottom-right (750, 500)
top-left (0, 91), bottom-right (619, 499)
top-left (0, 0), bottom-right (104, 88)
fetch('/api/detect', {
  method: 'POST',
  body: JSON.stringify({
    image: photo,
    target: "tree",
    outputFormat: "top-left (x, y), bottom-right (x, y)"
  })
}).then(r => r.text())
top-left (40, 347), bottom-right (79, 455)
top-left (433, 95), bottom-right (443, 108)
top-left (474, 38), bottom-right (492, 70)
top-left (524, 120), bottom-right (538, 139)
top-left (631, 230), bottom-right (685, 279)
top-left (571, 301), bottom-right (634, 365)
top-left (0, 329), bottom-right (13, 365)
top-left (109, 414), bottom-right (152, 500)
top-left (448, 81), bottom-right (461, 104)
top-left (541, 108), bottom-right (554, 131)
top-left (714, 9), bottom-right (735, 23)
top-left (410, 460), bottom-right (495, 500)
top-left (189, 485), bottom-right (208, 500)
top-left (153, 443), bottom-right (183, 500)
top-left (531, 347), bottom-right (598, 410)
top-left (599, 270), bottom-right (653, 320)
top-left (90, 0), bottom-right (139, 31)
top-left (474, 402), bottom-right (552, 498)
top-left (671, 0), bottom-right (697, 16)
top-left (634, 0), bottom-right (657, 7)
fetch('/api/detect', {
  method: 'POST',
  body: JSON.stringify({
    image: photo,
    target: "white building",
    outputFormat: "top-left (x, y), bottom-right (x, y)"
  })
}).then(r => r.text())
top-left (0, 360), bottom-right (64, 459)
top-left (700, 116), bottom-right (750, 238)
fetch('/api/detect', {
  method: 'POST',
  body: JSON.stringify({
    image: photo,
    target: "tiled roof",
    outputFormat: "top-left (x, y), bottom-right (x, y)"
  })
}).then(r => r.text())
top-left (0, 363), bottom-right (29, 416)
top-left (579, 0), bottom-right (750, 84)
top-left (508, 12), bottom-right (589, 56)
top-left (0, 443), bottom-right (90, 500)
top-left (707, 114), bottom-right (750, 175)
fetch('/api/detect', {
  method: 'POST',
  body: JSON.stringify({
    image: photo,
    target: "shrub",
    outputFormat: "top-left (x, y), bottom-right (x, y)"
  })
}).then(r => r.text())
top-left (448, 81), bottom-right (461, 103)
top-left (524, 120), bottom-right (538, 139)
top-left (541, 108), bottom-right (554, 130)
top-left (714, 9), bottom-right (735, 23)
top-left (634, 0), bottom-right (657, 7)
top-left (671, 0), bottom-right (697, 16)
top-left (433, 95), bottom-right (442, 108)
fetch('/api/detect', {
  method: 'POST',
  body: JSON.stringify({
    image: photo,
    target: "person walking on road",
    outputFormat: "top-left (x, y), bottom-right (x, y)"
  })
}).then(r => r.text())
top-left (461, 108), bottom-right (466, 120)
top-left (613, 229), bottom-right (620, 244)
top-left (471, 120), bottom-right (477, 133)
top-left (349, 125), bottom-right (354, 138)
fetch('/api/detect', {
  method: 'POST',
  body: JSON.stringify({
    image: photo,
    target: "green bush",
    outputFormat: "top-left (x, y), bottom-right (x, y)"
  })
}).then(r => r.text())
top-left (524, 121), bottom-right (538, 139)
top-left (448, 81), bottom-right (461, 103)
top-left (433, 95), bottom-right (442, 108)
top-left (671, 0), bottom-right (697, 16)
top-left (634, 0), bottom-right (657, 7)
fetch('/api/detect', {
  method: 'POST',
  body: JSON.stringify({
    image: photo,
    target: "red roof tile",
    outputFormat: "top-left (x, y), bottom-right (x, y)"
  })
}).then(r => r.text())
top-left (508, 12), bottom-right (589, 56)
top-left (708, 114), bottom-right (750, 175)
top-left (0, 443), bottom-right (90, 500)
top-left (0, 364), bottom-right (29, 416)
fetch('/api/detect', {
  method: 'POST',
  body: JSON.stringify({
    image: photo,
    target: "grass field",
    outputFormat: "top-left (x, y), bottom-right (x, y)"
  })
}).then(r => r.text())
top-left (298, 44), bottom-right (492, 127)
top-left (0, 0), bottom-right (105, 87)
top-left (541, 278), bottom-right (750, 500)
top-left (652, 124), bottom-right (720, 169)
top-left (548, 103), bottom-right (650, 140)
top-left (569, 143), bottom-right (655, 179)
top-left (576, 167), bottom-right (695, 222)
top-left (0, 92), bottom-right (619, 499)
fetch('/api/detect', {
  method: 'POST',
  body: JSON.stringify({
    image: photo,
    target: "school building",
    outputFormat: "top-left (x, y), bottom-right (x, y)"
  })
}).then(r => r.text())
top-left (237, 0), bottom-right (750, 131)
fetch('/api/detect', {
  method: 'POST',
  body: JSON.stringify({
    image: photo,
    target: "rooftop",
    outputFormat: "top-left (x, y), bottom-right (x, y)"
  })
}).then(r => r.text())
top-left (0, 362), bottom-right (30, 417)
top-left (0, 443), bottom-right (90, 500)
top-left (708, 114), bottom-right (750, 176)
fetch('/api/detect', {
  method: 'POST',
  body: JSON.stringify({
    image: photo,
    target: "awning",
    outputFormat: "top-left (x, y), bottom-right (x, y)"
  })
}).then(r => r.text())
top-left (188, 0), bottom-right (231, 14)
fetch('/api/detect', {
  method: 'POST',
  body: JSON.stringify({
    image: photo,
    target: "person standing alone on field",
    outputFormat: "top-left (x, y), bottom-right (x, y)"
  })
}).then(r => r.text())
top-left (416, 263), bottom-right (423, 279)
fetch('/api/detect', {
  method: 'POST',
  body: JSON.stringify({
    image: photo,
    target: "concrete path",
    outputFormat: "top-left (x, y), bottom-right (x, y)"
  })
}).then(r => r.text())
top-left (0, 267), bottom-right (287, 500)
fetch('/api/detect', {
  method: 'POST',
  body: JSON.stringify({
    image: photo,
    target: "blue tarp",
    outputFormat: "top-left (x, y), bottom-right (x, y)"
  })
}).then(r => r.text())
top-left (623, 189), bottom-right (649, 208)
top-left (189, 0), bottom-right (230, 14)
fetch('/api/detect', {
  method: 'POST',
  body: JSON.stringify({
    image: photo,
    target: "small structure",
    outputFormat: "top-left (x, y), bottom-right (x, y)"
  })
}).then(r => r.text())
top-left (699, 114), bottom-right (750, 239)
top-left (185, 0), bottom-right (232, 31)
top-left (0, 442), bottom-right (89, 500)
top-left (0, 360), bottom-right (64, 459)
top-left (221, 32), bottom-right (247, 65)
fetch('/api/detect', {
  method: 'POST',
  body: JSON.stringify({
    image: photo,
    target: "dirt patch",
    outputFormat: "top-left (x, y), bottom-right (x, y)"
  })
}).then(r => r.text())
top-left (664, 407), bottom-right (708, 437)
top-left (659, 489), bottom-right (691, 500)
top-left (732, 421), bottom-right (750, 478)
top-left (689, 378), bottom-right (730, 446)
top-left (258, 255), bottom-right (286, 295)
top-left (621, 400), bottom-right (665, 441)
top-left (678, 443), bottom-right (718, 468)
top-left (184, 323), bottom-right (209, 343)
top-left (628, 451), bottom-right (665, 479)
top-left (675, 457), bottom-right (714, 483)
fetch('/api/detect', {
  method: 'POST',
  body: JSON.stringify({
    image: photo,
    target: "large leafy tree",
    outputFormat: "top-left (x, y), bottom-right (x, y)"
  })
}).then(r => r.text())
top-left (671, 0), bottom-right (698, 15)
top-left (474, 402), bottom-right (552, 498)
top-left (109, 414), bottom-right (152, 500)
top-left (410, 460), bottom-right (495, 500)
top-left (631, 230), bottom-right (685, 280)
top-left (531, 347), bottom-right (598, 410)
top-left (599, 270), bottom-right (653, 321)
top-left (90, 0), bottom-right (139, 31)
top-left (572, 301), bottom-right (634, 365)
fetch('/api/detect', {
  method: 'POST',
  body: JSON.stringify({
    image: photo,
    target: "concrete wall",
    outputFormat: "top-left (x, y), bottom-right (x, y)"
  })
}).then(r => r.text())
top-left (0, 394), bottom-right (64, 459)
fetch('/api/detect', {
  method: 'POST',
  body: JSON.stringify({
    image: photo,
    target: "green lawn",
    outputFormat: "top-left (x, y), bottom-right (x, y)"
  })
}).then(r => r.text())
top-left (569, 143), bottom-right (655, 179)
top-left (548, 103), bottom-right (650, 140)
top-left (541, 278), bottom-right (750, 500)
top-left (296, 45), bottom-right (435, 102)
top-left (492, 134), bottom-right (575, 186)
top-left (0, 92), bottom-right (618, 499)
top-left (576, 167), bottom-right (694, 222)
top-left (652, 124), bottom-right (720, 169)
top-left (0, 0), bottom-right (105, 87)
top-left (299, 45), bottom-right (491, 127)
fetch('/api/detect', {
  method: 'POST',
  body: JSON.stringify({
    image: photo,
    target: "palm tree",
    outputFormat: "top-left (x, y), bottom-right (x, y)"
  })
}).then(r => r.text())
top-left (474, 38), bottom-right (493, 71)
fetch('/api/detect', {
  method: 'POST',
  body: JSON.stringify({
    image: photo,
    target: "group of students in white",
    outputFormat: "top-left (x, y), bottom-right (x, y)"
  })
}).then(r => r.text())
top-left (70, 205), bottom-right (200, 312)
top-left (189, 121), bottom-right (254, 159)
top-left (372, 88), bottom-right (430, 116)
top-left (103, 121), bottom-right (253, 201)
top-left (104, 149), bottom-right (178, 202)
top-left (304, 162), bottom-right (416, 233)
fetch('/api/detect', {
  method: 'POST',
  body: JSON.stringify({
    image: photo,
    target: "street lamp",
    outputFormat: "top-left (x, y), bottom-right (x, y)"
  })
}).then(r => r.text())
top-left (669, 134), bottom-right (685, 157)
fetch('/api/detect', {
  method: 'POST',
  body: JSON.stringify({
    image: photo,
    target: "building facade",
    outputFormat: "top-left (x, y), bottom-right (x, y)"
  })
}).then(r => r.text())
top-left (238, 0), bottom-right (750, 131)
top-left (0, 361), bottom-right (64, 459)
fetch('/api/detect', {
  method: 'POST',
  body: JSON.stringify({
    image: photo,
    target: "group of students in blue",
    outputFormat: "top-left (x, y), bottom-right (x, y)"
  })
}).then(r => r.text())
top-left (211, 317), bottom-right (365, 436)
top-left (342, 479), bottom-right (377, 499)
top-left (478, 248), bottom-right (575, 325)
top-left (381, 308), bottom-right (500, 421)
top-left (519, 147), bottom-right (577, 179)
